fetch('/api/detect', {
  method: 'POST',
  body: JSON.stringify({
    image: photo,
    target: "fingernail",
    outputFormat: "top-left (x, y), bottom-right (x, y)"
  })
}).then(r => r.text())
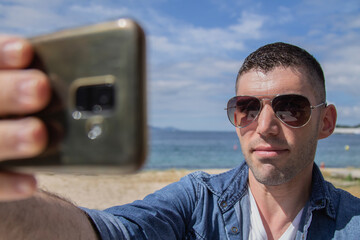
top-left (2, 40), bottom-right (24, 67)
top-left (17, 77), bottom-right (38, 104)
top-left (16, 119), bottom-right (36, 152)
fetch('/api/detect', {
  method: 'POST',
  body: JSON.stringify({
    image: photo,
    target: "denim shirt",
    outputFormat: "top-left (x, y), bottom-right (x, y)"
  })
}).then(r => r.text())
top-left (83, 162), bottom-right (360, 239)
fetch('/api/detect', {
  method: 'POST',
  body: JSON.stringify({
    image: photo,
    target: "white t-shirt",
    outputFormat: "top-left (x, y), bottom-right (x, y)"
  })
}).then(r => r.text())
top-left (248, 186), bottom-right (304, 240)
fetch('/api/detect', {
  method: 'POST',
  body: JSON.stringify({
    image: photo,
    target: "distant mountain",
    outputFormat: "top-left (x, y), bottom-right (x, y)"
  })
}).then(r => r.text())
top-left (149, 125), bottom-right (182, 132)
top-left (336, 124), bottom-right (360, 128)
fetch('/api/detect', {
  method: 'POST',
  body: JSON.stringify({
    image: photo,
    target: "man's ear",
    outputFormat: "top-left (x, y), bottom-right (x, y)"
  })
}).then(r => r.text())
top-left (318, 104), bottom-right (337, 139)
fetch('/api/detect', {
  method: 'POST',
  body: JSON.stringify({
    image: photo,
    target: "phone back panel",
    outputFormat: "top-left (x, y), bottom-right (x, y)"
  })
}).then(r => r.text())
top-left (1, 19), bottom-right (147, 173)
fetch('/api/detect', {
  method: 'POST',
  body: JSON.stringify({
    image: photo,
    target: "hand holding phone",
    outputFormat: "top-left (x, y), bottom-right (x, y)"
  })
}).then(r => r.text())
top-left (0, 19), bottom-right (147, 174)
top-left (0, 36), bottom-right (44, 200)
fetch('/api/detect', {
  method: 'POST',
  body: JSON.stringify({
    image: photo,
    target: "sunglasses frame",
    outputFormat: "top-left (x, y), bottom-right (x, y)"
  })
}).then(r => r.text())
top-left (225, 94), bottom-right (327, 129)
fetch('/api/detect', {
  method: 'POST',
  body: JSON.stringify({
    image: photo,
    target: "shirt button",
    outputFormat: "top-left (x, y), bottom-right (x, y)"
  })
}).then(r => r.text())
top-left (231, 227), bottom-right (238, 233)
top-left (221, 201), bottom-right (227, 208)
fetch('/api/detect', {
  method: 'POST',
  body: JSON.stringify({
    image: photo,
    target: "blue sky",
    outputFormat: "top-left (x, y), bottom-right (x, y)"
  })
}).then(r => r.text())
top-left (0, 0), bottom-right (359, 131)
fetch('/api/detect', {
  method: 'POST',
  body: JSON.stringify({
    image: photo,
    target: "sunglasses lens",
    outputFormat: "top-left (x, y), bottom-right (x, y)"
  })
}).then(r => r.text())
top-left (227, 96), bottom-right (261, 127)
top-left (272, 95), bottom-right (311, 127)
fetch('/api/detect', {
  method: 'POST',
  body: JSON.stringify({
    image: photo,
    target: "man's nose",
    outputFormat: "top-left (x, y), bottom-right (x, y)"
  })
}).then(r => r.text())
top-left (255, 103), bottom-right (280, 136)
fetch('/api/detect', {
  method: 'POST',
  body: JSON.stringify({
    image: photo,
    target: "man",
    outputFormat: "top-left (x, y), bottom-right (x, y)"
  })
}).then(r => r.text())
top-left (0, 36), bottom-right (359, 239)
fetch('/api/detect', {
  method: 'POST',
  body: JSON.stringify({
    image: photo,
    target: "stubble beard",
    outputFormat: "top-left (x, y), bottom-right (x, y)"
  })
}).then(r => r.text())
top-left (244, 132), bottom-right (319, 186)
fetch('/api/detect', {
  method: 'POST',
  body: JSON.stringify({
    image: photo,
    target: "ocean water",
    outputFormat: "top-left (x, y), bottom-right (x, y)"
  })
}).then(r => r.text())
top-left (145, 130), bottom-right (360, 169)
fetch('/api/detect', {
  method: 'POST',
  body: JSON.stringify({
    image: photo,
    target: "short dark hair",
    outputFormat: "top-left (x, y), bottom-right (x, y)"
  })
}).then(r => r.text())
top-left (236, 42), bottom-right (326, 101)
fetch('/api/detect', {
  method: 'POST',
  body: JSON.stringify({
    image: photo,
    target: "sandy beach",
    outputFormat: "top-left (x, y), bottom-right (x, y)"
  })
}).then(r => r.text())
top-left (37, 168), bottom-right (360, 210)
top-left (37, 169), bottom-right (227, 210)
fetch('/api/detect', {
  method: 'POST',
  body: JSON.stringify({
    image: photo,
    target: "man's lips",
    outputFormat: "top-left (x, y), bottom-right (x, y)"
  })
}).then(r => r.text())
top-left (251, 146), bottom-right (289, 157)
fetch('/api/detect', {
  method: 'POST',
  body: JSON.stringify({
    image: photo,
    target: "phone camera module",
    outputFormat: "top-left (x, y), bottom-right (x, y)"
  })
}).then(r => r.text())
top-left (75, 84), bottom-right (115, 113)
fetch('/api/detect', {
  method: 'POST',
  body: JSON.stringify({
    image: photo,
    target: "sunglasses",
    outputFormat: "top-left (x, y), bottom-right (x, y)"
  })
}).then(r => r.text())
top-left (226, 94), bottom-right (327, 128)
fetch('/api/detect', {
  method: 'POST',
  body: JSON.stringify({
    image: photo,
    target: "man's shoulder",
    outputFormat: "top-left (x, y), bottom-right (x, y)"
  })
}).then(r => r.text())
top-left (321, 180), bottom-right (360, 237)
top-left (309, 180), bottom-right (360, 238)
top-left (312, 165), bottom-right (360, 214)
top-left (325, 180), bottom-right (360, 206)
top-left (323, 179), bottom-right (360, 227)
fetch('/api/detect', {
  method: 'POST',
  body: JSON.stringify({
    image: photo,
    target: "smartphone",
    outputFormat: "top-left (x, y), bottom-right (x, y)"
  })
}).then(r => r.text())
top-left (0, 19), bottom-right (147, 173)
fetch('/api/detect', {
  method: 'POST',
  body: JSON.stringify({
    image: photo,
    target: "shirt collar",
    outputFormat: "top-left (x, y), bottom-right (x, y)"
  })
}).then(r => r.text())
top-left (308, 163), bottom-right (336, 219)
top-left (199, 161), bottom-right (336, 218)
top-left (199, 161), bottom-right (249, 213)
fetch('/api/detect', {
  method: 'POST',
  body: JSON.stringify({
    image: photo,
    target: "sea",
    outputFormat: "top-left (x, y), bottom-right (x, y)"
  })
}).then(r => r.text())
top-left (145, 129), bottom-right (360, 169)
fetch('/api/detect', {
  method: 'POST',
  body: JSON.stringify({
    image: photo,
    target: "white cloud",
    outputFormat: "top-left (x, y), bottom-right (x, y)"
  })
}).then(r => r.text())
top-left (336, 105), bottom-right (360, 125)
top-left (69, 4), bottom-right (129, 18)
top-left (276, 6), bottom-right (294, 24)
top-left (0, 4), bottom-right (67, 34)
top-left (0, 2), bottom-right (131, 35)
top-left (148, 11), bottom-right (266, 62)
top-left (2, 0), bottom-right (64, 6)
top-left (150, 58), bottom-right (240, 95)
top-left (320, 36), bottom-right (360, 95)
top-left (228, 12), bottom-right (265, 37)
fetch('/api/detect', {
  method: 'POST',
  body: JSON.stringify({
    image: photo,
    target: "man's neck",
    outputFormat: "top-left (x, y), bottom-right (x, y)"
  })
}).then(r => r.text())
top-left (248, 163), bottom-right (313, 240)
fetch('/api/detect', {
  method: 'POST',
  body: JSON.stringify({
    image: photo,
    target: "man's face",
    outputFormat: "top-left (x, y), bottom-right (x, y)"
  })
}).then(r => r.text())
top-left (236, 67), bottom-right (322, 186)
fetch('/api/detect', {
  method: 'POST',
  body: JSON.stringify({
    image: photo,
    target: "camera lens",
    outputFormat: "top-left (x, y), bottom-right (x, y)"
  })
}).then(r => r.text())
top-left (75, 84), bottom-right (115, 112)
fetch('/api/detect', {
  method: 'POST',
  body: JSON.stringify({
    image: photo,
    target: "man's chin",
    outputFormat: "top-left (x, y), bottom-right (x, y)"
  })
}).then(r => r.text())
top-left (249, 164), bottom-right (290, 186)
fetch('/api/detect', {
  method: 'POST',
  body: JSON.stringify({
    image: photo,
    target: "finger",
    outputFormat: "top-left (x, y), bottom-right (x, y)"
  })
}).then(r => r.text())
top-left (0, 35), bottom-right (33, 69)
top-left (0, 69), bottom-right (51, 115)
top-left (0, 117), bottom-right (48, 161)
top-left (0, 171), bottom-right (37, 201)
